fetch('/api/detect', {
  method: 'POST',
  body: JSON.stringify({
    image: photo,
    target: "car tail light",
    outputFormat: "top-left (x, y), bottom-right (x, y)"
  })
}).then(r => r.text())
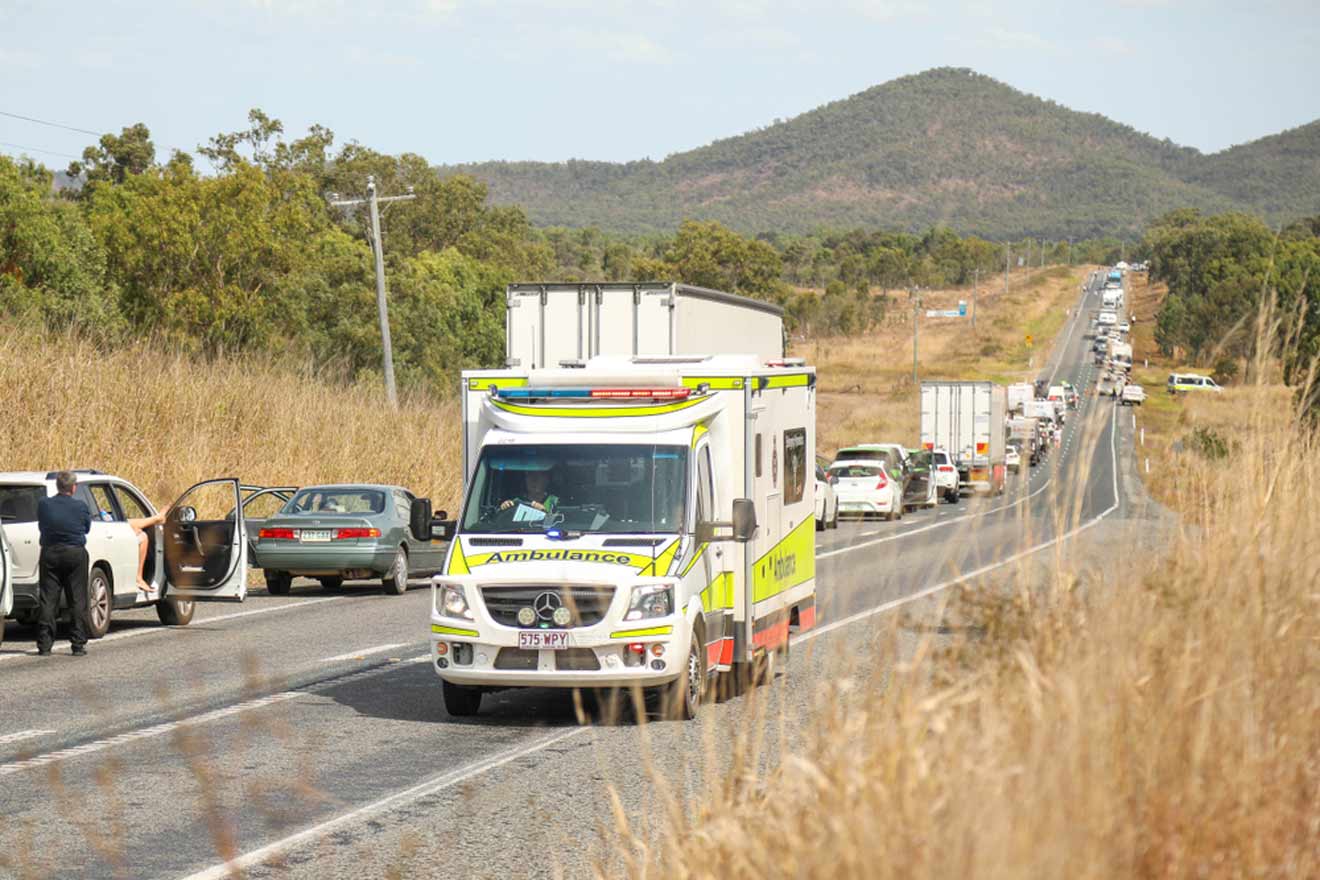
top-left (875, 473), bottom-right (888, 489)
top-left (938, 465), bottom-right (955, 473)
top-left (335, 528), bottom-right (381, 540)
top-left (259, 528), bottom-right (296, 540)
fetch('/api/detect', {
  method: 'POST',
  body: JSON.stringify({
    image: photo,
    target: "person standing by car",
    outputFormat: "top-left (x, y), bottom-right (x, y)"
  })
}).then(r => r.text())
top-left (35, 471), bottom-right (92, 656)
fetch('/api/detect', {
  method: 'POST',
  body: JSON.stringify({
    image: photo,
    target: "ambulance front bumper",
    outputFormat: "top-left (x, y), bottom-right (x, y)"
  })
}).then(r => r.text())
top-left (429, 618), bottom-right (684, 688)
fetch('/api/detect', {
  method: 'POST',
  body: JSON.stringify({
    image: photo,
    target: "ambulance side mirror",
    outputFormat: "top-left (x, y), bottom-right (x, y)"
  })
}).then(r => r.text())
top-left (409, 498), bottom-right (433, 541)
top-left (731, 498), bottom-right (757, 543)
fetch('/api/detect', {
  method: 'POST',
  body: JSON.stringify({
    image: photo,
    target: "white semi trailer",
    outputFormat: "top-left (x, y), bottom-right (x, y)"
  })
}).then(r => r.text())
top-left (920, 382), bottom-right (1007, 495)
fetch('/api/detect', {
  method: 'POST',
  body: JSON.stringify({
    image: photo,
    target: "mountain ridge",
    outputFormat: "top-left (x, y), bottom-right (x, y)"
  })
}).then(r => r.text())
top-left (441, 68), bottom-right (1319, 239)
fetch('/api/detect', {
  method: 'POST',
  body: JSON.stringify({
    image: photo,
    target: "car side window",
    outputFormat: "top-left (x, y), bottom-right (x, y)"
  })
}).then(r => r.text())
top-left (114, 485), bottom-right (151, 520)
top-left (88, 484), bottom-right (123, 523)
top-left (394, 491), bottom-right (411, 520)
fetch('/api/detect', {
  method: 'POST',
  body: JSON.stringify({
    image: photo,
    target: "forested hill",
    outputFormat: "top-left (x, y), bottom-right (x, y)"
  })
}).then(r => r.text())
top-left (442, 68), bottom-right (1318, 239)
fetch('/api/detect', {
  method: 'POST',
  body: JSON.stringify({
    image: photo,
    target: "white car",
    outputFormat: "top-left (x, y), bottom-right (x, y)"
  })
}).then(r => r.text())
top-left (829, 460), bottom-right (902, 521)
top-left (1006, 444), bottom-right (1022, 473)
top-left (1117, 322), bottom-right (1131, 334)
top-left (930, 448), bottom-right (960, 503)
top-left (814, 461), bottom-right (839, 530)
top-left (0, 470), bottom-right (267, 639)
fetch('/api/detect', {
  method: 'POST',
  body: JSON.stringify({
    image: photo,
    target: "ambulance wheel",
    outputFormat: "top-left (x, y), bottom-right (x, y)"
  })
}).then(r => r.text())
top-left (666, 632), bottom-right (705, 720)
top-left (442, 681), bottom-right (482, 717)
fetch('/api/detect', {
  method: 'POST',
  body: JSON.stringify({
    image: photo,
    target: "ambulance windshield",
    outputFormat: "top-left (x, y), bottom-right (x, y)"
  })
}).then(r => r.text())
top-left (461, 443), bottom-right (689, 535)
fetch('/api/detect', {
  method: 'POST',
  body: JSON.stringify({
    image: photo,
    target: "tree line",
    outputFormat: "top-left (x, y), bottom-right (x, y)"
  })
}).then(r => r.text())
top-left (1145, 209), bottom-right (1320, 392)
top-left (2, 111), bottom-right (1113, 393)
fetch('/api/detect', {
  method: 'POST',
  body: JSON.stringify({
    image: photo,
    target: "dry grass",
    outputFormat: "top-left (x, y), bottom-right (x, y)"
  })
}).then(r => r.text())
top-left (604, 311), bottom-right (1320, 878)
top-left (799, 266), bottom-right (1091, 457)
top-left (0, 328), bottom-right (463, 513)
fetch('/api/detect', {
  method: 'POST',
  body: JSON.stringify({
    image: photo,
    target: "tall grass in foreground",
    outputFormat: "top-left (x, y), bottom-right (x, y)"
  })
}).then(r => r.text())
top-left (0, 328), bottom-right (463, 511)
top-left (605, 358), bottom-right (1320, 877)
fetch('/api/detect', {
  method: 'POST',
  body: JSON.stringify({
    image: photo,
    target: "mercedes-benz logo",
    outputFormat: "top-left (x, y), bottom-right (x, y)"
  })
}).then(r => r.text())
top-left (533, 591), bottom-right (562, 621)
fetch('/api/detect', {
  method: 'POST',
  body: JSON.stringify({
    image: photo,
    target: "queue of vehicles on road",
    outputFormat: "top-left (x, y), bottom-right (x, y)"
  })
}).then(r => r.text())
top-left (2, 270), bottom-right (1172, 720)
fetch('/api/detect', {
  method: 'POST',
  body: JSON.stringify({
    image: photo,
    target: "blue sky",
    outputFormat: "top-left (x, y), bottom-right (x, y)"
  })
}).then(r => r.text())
top-left (1, 0), bottom-right (1317, 168)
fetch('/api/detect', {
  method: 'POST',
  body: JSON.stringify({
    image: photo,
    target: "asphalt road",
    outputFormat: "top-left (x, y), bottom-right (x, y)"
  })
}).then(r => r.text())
top-left (0, 271), bottom-right (1156, 880)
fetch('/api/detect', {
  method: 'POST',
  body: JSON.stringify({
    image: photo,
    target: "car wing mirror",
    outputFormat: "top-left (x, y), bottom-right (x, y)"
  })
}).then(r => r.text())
top-left (409, 498), bottom-right (433, 542)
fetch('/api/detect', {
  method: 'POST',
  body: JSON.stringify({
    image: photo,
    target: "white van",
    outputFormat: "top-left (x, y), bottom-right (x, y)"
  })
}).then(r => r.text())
top-left (1167, 373), bottom-right (1223, 393)
top-left (428, 355), bottom-right (817, 719)
top-left (1098, 310), bottom-right (1118, 326)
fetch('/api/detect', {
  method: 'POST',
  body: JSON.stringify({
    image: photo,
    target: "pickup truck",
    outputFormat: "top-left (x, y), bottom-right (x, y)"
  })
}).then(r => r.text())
top-left (1120, 384), bottom-right (1146, 406)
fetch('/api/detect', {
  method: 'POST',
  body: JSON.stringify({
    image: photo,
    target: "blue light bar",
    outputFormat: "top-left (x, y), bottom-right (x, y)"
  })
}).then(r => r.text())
top-left (496, 388), bottom-right (596, 399)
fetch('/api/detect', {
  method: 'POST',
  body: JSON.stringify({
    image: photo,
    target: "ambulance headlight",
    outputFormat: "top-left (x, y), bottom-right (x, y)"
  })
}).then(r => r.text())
top-left (434, 582), bottom-right (473, 620)
top-left (624, 583), bottom-right (673, 621)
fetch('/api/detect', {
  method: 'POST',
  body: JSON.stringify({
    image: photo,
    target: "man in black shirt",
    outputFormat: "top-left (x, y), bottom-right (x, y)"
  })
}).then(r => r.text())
top-left (36, 471), bottom-right (92, 656)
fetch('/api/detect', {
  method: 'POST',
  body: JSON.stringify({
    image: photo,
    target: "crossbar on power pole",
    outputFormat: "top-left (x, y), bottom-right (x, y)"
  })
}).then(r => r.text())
top-left (329, 175), bottom-right (415, 408)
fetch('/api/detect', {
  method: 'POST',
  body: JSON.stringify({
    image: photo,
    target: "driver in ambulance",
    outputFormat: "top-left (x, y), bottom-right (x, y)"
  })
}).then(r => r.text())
top-left (499, 467), bottom-right (559, 514)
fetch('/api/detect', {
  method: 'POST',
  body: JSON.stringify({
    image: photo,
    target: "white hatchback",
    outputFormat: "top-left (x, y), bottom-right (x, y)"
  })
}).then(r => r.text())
top-left (0, 470), bottom-right (265, 640)
top-left (829, 460), bottom-right (901, 521)
top-left (930, 449), bottom-right (960, 503)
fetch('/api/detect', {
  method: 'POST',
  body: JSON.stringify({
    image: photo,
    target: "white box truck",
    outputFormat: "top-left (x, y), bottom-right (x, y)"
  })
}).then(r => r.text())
top-left (920, 382), bottom-right (1007, 495)
top-left (1108, 339), bottom-right (1133, 372)
top-left (1007, 382), bottom-right (1034, 415)
top-left (505, 282), bottom-right (785, 368)
top-left (426, 287), bottom-right (815, 720)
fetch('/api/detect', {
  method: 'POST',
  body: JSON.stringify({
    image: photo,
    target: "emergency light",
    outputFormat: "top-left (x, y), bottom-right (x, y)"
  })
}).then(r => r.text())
top-left (495, 387), bottom-right (693, 400)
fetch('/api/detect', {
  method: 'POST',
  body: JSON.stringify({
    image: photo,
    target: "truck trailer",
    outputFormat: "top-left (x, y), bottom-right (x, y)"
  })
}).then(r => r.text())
top-left (427, 285), bottom-right (815, 720)
top-left (505, 282), bottom-right (785, 368)
top-left (920, 382), bottom-right (1007, 495)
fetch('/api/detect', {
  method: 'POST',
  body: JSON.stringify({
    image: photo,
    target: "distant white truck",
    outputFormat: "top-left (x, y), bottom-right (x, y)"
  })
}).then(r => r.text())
top-left (1102, 288), bottom-right (1123, 310)
top-left (505, 282), bottom-right (784, 367)
top-left (1007, 382), bottom-right (1034, 415)
top-left (920, 382), bottom-right (1007, 495)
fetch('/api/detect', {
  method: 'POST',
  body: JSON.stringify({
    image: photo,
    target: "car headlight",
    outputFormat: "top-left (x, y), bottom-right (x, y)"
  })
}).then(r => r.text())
top-left (624, 583), bottom-right (673, 621)
top-left (433, 581), bottom-right (473, 620)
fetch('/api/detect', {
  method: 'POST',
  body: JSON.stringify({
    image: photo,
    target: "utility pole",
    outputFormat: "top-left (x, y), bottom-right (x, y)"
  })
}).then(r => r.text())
top-left (329, 176), bottom-right (415, 408)
top-left (972, 268), bottom-right (978, 330)
top-left (1068, 237), bottom-right (1073, 266)
top-left (912, 288), bottom-right (921, 384)
top-left (1004, 243), bottom-right (1010, 296)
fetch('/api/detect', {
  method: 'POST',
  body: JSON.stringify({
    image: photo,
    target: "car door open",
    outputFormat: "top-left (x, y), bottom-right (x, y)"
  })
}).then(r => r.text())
top-left (1, 523), bottom-right (12, 620)
top-left (164, 478), bottom-right (248, 602)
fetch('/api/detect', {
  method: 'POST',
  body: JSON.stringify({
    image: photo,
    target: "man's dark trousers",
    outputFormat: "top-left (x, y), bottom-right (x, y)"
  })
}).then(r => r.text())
top-left (37, 544), bottom-right (89, 652)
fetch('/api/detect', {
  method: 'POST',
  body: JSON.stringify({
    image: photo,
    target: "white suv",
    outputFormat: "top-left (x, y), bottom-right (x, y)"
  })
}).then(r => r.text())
top-left (0, 471), bottom-right (257, 639)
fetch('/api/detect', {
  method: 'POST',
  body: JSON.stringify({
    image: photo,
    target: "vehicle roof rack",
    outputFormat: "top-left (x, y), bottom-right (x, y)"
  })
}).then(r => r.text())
top-left (44, 468), bottom-right (104, 479)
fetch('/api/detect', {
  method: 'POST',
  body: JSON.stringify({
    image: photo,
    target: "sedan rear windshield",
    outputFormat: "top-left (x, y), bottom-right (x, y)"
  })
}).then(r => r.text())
top-left (0, 484), bottom-right (45, 523)
top-left (830, 465), bottom-right (882, 478)
top-left (281, 489), bottom-right (386, 515)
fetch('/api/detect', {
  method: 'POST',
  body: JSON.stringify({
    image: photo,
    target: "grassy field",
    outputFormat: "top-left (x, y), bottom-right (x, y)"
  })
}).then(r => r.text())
top-left (799, 265), bottom-right (1091, 457)
top-left (0, 330), bottom-right (465, 514)
top-left (605, 297), bottom-right (1320, 878)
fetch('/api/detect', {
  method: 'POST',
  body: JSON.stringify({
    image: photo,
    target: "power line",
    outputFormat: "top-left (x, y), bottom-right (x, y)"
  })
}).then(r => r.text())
top-left (0, 140), bottom-right (82, 160)
top-left (0, 109), bottom-right (102, 137)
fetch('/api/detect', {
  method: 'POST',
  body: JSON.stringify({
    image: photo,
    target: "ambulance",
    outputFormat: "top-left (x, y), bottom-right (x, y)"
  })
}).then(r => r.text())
top-left (425, 285), bottom-right (817, 720)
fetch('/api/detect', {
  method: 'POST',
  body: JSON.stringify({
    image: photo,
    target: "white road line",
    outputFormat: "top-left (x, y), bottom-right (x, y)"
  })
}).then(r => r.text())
top-left (320, 642), bottom-right (408, 663)
top-left (0, 729), bottom-right (54, 747)
top-left (0, 657), bottom-right (430, 778)
top-left (0, 597), bottom-right (351, 663)
top-left (178, 726), bottom-right (589, 880)
top-left (177, 406), bottom-right (1123, 880)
